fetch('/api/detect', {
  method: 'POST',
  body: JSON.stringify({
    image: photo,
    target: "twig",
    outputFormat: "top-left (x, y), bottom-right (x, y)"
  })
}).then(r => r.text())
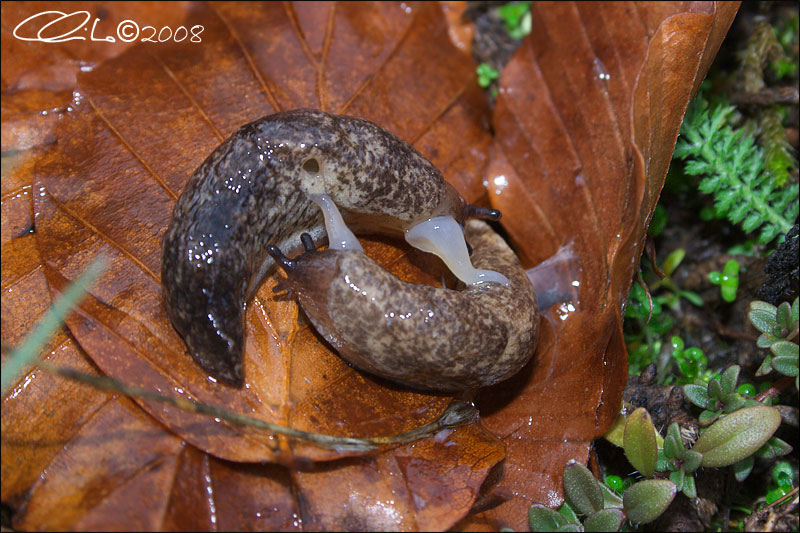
top-left (37, 361), bottom-right (478, 452)
top-left (754, 376), bottom-right (796, 402)
top-left (730, 86), bottom-right (799, 106)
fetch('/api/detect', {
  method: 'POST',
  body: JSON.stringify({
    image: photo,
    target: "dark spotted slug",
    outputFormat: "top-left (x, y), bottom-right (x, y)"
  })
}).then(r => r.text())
top-left (161, 109), bottom-right (536, 388)
top-left (267, 220), bottom-right (539, 392)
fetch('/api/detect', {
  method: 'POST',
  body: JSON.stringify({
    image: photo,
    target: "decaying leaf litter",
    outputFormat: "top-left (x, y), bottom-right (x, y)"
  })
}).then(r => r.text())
top-left (2, 2), bottom-right (740, 530)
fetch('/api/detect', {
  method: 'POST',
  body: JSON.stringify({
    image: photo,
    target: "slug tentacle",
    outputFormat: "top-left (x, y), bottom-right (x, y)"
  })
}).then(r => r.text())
top-left (266, 244), bottom-right (295, 271)
top-left (162, 109), bottom-right (532, 387)
top-left (300, 232), bottom-right (317, 252)
top-left (466, 204), bottom-right (502, 221)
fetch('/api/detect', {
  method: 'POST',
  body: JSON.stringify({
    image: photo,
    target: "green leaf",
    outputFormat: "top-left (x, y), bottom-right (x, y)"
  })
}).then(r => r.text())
top-left (623, 480), bottom-right (677, 525)
top-left (770, 437), bottom-right (793, 456)
top-left (681, 474), bottom-right (697, 499)
top-left (667, 423), bottom-right (683, 448)
top-left (498, 1), bottom-right (532, 39)
top-left (663, 435), bottom-right (681, 460)
top-left (671, 336), bottom-right (685, 353)
top-left (719, 260), bottom-right (740, 302)
top-left (604, 475), bottom-right (624, 493)
top-left (655, 448), bottom-right (669, 472)
top-left (734, 456), bottom-right (755, 482)
top-left (758, 333), bottom-right (780, 348)
top-left (603, 413), bottom-right (626, 448)
top-left (722, 393), bottom-right (746, 413)
top-left (771, 340), bottom-right (799, 357)
top-left (623, 408), bottom-right (658, 477)
top-left (554, 525), bottom-right (583, 533)
top-left (476, 63), bottom-right (500, 88)
top-left (742, 213), bottom-right (762, 233)
top-left (698, 409), bottom-right (720, 426)
top-left (721, 285), bottom-right (738, 303)
top-left (683, 384), bottom-right (710, 409)
top-left (749, 302), bottom-right (777, 333)
top-left (662, 249), bottom-right (686, 277)
top-left (776, 301), bottom-right (792, 331)
top-left (722, 259), bottom-right (739, 280)
top-left (529, 505), bottom-right (569, 532)
top-left (737, 383), bottom-right (757, 397)
top-left (563, 462), bottom-right (604, 515)
top-left (693, 406), bottom-right (782, 467)
top-left (599, 482), bottom-right (623, 509)
top-left (679, 290), bottom-right (704, 307)
top-left (584, 508), bottom-right (625, 532)
top-left (708, 378), bottom-right (724, 401)
top-left (756, 354), bottom-right (774, 376)
top-left (772, 461), bottom-right (795, 487)
top-left (755, 437), bottom-right (794, 459)
top-left (720, 365), bottom-right (740, 393)
top-left (682, 450), bottom-right (703, 474)
top-left (558, 501), bottom-right (580, 524)
top-left (669, 469), bottom-right (684, 491)
top-left (771, 353), bottom-right (799, 377)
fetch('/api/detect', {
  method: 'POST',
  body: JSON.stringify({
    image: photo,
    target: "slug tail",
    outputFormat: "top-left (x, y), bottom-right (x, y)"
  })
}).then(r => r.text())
top-left (165, 302), bottom-right (246, 388)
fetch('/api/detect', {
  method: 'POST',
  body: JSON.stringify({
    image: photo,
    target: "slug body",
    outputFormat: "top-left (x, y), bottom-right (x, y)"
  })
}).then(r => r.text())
top-left (162, 109), bottom-right (505, 387)
top-left (269, 220), bottom-right (539, 392)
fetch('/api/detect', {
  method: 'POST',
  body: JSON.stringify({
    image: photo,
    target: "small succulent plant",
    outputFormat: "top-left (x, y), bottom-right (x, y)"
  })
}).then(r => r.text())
top-left (528, 461), bottom-right (673, 532)
top-left (683, 365), bottom-right (756, 425)
top-left (748, 297), bottom-right (799, 388)
top-left (670, 336), bottom-right (715, 385)
top-left (476, 63), bottom-right (500, 88)
top-left (708, 259), bottom-right (740, 303)
top-left (590, 390), bottom-right (788, 531)
top-left (661, 422), bottom-right (703, 498)
top-left (497, 1), bottom-right (532, 40)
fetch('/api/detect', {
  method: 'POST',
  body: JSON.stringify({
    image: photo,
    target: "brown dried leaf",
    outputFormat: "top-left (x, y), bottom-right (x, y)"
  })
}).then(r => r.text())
top-left (3, 144), bottom-right (501, 533)
top-left (1, 234), bottom-right (500, 530)
top-left (1, 3), bottom-right (191, 153)
top-left (1, 2), bottom-right (190, 91)
top-left (32, 0), bottom-right (492, 465)
top-left (3, 1), bottom-right (505, 530)
top-left (2, 1), bottom-right (740, 530)
top-left (0, 236), bottom-right (499, 532)
top-left (467, 2), bottom-right (739, 529)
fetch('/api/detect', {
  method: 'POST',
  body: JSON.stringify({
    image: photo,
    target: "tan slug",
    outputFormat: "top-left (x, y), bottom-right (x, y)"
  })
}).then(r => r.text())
top-left (161, 109), bottom-right (534, 388)
top-left (268, 221), bottom-right (539, 392)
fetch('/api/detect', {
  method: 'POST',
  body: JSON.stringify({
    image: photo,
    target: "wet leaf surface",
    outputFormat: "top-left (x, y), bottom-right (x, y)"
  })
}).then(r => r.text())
top-left (4, 2), bottom-right (504, 530)
top-left (470, 1), bottom-right (739, 529)
top-left (1, 2), bottom-right (190, 91)
top-left (1, 1), bottom-right (738, 530)
top-left (30, 0), bottom-right (492, 464)
top-left (1, 2), bottom-right (191, 153)
top-left (3, 96), bottom-right (502, 533)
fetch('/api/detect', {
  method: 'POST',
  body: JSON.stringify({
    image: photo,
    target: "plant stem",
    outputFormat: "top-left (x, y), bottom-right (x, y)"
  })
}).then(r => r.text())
top-left (36, 362), bottom-right (478, 452)
top-left (754, 376), bottom-right (796, 402)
